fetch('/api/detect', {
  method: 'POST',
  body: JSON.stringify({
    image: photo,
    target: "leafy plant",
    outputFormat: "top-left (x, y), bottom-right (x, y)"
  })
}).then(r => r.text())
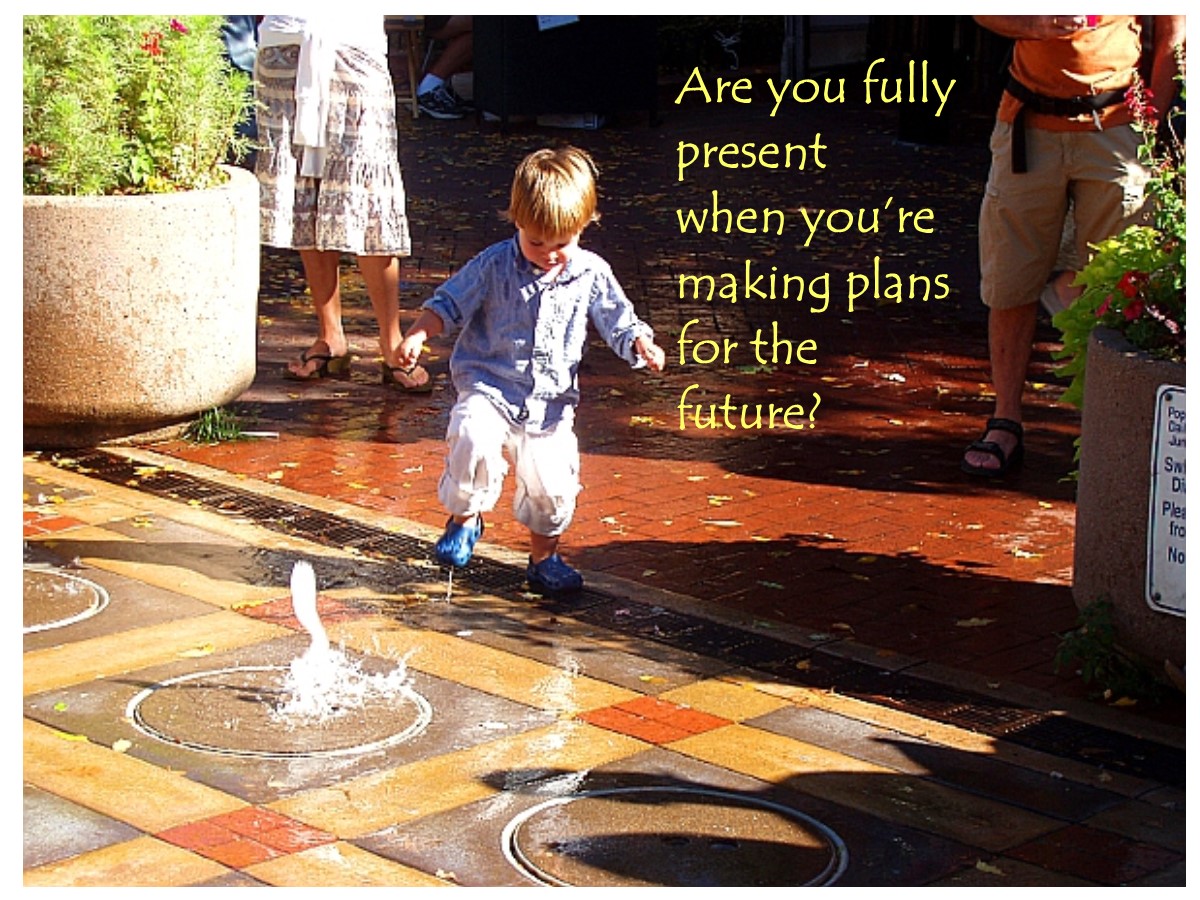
top-left (23, 15), bottom-right (251, 196)
top-left (1052, 48), bottom-right (1186, 408)
top-left (1054, 599), bottom-right (1170, 704)
top-left (183, 407), bottom-right (244, 444)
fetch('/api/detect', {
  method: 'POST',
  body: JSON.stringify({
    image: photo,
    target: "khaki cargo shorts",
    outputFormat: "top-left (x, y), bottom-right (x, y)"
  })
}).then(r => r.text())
top-left (978, 120), bottom-right (1149, 310)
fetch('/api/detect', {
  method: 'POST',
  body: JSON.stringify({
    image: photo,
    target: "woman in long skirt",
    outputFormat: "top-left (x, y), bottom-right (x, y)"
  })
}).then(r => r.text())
top-left (256, 14), bottom-right (430, 390)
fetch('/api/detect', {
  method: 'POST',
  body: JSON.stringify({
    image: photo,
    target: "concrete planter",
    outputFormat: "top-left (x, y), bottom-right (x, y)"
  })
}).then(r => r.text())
top-left (1073, 326), bottom-right (1186, 670)
top-left (24, 165), bottom-right (259, 448)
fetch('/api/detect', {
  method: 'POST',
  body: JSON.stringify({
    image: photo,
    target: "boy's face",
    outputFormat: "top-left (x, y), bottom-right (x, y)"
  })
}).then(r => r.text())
top-left (517, 226), bottom-right (581, 273)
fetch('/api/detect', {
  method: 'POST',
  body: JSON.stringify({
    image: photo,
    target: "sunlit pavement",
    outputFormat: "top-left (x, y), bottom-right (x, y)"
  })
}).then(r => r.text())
top-left (23, 83), bottom-right (1184, 886)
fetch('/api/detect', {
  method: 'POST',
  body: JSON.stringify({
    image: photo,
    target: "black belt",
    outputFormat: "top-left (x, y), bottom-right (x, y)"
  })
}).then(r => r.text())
top-left (1006, 76), bottom-right (1129, 173)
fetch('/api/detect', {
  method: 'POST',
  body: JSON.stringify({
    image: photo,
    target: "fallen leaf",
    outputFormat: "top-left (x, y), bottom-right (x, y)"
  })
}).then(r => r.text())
top-left (231, 599), bottom-right (271, 611)
top-left (266, 470), bottom-right (284, 481)
top-left (178, 643), bottom-right (215, 658)
top-left (53, 701), bottom-right (68, 712)
top-left (638, 675), bottom-right (668, 684)
top-left (701, 519), bottom-right (742, 527)
top-left (53, 730), bottom-right (88, 742)
top-left (629, 415), bottom-right (655, 426)
top-left (955, 617), bottom-right (995, 628)
top-left (1011, 548), bottom-right (1043, 559)
top-left (974, 860), bottom-right (1005, 876)
top-left (112, 738), bottom-right (132, 753)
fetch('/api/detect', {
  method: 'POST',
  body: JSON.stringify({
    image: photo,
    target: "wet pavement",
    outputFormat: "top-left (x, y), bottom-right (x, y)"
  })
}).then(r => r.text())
top-left (23, 75), bottom-right (1185, 886)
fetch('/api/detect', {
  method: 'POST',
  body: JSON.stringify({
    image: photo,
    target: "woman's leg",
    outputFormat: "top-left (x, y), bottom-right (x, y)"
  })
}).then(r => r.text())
top-left (359, 254), bottom-right (429, 387)
top-left (289, 248), bottom-right (349, 377)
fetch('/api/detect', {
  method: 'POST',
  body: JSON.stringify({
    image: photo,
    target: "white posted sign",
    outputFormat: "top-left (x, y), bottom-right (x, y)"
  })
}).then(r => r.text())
top-left (1146, 385), bottom-right (1185, 616)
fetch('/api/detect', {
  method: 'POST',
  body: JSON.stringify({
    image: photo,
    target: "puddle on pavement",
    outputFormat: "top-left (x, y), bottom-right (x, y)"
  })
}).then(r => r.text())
top-left (126, 663), bottom-right (431, 759)
top-left (24, 567), bottom-right (110, 634)
top-left (503, 786), bottom-right (848, 886)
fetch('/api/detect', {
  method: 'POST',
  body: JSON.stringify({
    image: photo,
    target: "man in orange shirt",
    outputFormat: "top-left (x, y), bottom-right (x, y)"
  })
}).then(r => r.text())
top-left (962, 15), bottom-right (1184, 478)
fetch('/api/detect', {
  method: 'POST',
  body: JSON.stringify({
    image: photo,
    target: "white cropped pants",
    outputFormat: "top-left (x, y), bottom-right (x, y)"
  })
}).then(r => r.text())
top-left (437, 391), bottom-right (581, 538)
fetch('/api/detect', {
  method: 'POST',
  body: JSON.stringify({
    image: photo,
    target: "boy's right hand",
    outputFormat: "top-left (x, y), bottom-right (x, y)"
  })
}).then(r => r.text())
top-left (397, 333), bottom-right (425, 370)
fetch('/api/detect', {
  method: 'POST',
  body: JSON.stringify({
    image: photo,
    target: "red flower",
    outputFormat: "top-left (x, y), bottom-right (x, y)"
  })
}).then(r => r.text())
top-left (1116, 270), bottom-right (1144, 298)
top-left (1096, 296), bottom-right (1112, 317)
top-left (141, 30), bottom-right (162, 56)
top-left (169, 18), bottom-right (188, 34)
top-left (1123, 299), bottom-right (1146, 321)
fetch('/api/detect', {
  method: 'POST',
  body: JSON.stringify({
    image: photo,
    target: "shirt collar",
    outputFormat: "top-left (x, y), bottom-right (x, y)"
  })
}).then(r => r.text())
top-left (510, 233), bottom-right (581, 280)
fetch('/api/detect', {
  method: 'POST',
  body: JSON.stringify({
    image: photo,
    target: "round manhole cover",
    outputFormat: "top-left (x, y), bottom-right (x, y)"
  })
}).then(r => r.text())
top-left (126, 665), bottom-right (431, 759)
top-left (24, 567), bottom-right (110, 634)
top-left (503, 786), bottom-right (848, 886)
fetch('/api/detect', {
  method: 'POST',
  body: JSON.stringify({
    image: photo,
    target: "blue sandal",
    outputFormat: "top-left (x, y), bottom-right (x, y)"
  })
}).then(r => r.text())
top-left (526, 554), bottom-right (583, 593)
top-left (434, 515), bottom-right (483, 567)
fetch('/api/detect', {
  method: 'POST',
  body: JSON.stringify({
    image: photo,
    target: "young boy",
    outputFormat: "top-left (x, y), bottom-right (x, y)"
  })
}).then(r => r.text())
top-left (397, 146), bottom-right (666, 592)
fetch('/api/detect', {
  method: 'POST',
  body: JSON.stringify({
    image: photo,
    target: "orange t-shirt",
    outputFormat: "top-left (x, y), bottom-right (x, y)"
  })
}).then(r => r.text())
top-left (999, 15), bottom-right (1142, 131)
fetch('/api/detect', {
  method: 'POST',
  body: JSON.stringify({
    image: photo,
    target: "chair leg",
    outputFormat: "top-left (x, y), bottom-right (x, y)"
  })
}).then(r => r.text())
top-left (405, 31), bottom-right (421, 119)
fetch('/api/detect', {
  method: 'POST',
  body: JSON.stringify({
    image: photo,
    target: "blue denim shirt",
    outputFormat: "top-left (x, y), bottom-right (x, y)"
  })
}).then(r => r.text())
top-left (424, 235), bottom-right (655, 431)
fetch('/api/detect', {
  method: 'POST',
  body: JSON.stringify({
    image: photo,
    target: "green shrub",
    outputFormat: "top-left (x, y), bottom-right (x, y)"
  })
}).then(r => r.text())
top-left (24, 15), bottom-right (251, 195)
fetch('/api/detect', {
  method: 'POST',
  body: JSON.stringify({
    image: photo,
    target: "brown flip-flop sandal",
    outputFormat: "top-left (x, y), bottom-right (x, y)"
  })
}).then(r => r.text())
top-left (381, 361), bottom-right (433, 393)
top-left (285, 342), bottom-right (352, 381)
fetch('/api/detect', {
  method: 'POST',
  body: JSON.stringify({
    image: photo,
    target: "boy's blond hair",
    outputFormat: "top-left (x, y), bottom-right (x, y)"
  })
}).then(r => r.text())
top-left (506, 146), bottom-right (599, 237)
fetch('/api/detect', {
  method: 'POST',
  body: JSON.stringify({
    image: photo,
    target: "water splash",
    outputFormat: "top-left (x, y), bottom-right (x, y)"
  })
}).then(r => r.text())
top-left (271, 560), bottom-right (412, 724)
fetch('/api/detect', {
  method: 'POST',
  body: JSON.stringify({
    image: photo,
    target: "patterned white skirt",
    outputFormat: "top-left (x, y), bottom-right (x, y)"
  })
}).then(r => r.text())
top-left (255, 42), bottom-right (411, 256)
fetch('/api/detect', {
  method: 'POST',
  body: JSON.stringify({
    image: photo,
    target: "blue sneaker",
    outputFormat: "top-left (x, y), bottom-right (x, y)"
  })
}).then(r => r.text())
top-left (434, 515), bottom-right (483, 568)
top-left (526, 554), bottom-right (583, 593)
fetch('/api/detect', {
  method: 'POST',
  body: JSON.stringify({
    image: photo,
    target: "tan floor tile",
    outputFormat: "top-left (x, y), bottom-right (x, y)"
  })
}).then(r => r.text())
top-left (26, 493), bottom-right (143, 527)
top-left (672, 725), bottom-right (1060, 853)
top-left (23, 835), bottom-right (228, 887)
top-left (246, 841), bottom-right (454, 887)
top-left (79, 546), bottom-right (285, 610)
top-left (24, 719), bottom-right (245, 833)
top-left (271, 720), bottom-right (643, 838)
top-left (737, 677), bottom-right (1155, 798)
top-left (24, 610), bottom-right (289, 695)
top-left (330, 618), bottom-right (638, 713)
top-left (661, 678), bottom-right (791, 722)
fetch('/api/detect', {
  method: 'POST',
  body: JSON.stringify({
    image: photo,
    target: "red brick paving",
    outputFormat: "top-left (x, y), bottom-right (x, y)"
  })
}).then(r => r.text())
top-left (1007, 824), bottom-right (1184, 885)
top-left (579, 696), bottom-right (732, 744)
top-left (156, 808), bottom-right (335, 869)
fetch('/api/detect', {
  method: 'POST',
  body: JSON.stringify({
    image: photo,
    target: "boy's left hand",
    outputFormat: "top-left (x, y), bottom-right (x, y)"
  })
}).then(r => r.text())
top-left (635, 336), bottom-right (666, 372)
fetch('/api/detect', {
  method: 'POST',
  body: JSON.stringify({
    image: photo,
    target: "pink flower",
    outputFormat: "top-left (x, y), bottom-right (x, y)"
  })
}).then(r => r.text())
top-left (169, 18), bottom-right (188, 34)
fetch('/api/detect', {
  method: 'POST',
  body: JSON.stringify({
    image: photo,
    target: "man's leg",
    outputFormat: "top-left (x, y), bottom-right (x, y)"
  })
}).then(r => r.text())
top-left (963, 302), bottom-right (1038, 471)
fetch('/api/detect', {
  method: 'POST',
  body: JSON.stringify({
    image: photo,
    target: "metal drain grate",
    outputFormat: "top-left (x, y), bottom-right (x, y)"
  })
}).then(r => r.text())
top-left (43, 450), bottom-right (1185, 787)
